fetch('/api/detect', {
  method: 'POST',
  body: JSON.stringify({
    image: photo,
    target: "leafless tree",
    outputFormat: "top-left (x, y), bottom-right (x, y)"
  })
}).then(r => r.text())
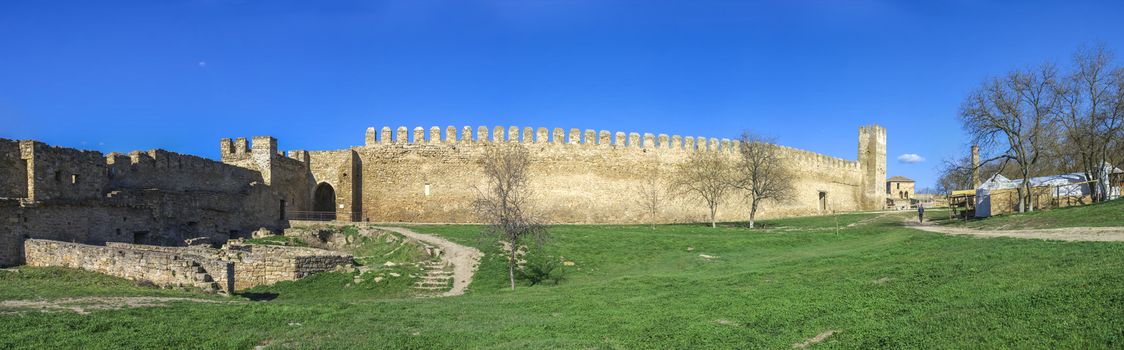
top-left (670, 150), bottom-right (733, 228)
top-left (634, 172), bottom-right (665, 229)
top-left (960, 64), bottom-right (1060, 212)
top-left (1056, 44), bottom-right (1124, 202)
top-left (935, 156), bottom-right (975, 195)
top-left (473, 144), bottom-right (547, 290)
top-left (730, 132), bottom-right (794, 228)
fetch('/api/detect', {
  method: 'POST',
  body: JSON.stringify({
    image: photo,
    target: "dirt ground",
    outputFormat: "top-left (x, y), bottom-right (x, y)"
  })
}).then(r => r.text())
top-left (0, 297), bottom-right (229, 314)
top-left (793, 330), bottom-right (838, 348)
top-left (905, 220), bottom-right (1124, 242)
top-left (375, 227), bottom-right (483, 297)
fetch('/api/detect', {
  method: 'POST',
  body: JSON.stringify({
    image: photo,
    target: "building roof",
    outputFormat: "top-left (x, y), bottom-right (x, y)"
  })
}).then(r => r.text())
top-left (977, 163), bottom-right (1121, 191)
top-left (979, 173), bottom-right (1086, 190)
top-left (887, 176), bottom-right (914, 183)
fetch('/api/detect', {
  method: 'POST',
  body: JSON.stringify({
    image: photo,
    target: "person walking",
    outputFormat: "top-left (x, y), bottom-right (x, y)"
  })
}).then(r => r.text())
top-left (917, 203), bottom-right (925, 223)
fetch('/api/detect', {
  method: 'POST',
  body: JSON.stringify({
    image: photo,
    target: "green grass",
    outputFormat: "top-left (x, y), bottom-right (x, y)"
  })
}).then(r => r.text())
top-left (0, 267), bottom-right (221, 301)
top-left (948, 198), bottom-right (1124, 230)
top-left (347, 232), bottom-right (433, 267)
top-left (2, 212), bottom-right (1124, 349)
top-left (240, 267), bottom-right (421, 303)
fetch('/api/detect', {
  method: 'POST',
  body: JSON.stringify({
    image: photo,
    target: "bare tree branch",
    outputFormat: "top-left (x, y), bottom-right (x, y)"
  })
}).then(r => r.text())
top-left (729, 132), bottom-right (795, 228)
top-left (669, 150), bottom-right (733, 228)
top-left (473, 144), bottom-right (547, 290)
top-left (959, 63), bottom-right (1060, 212)
top-left (633, 172), bottom-right (665, 229)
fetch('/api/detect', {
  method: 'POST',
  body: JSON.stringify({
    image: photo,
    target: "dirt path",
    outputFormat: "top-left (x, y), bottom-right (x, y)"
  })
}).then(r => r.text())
top-left (0, 297), bottom-right (228, 314)
top-left (904, 220), bottom-right (1124, 242)
top-left (845, 212), bottom-right (896, 228)
top-left (375, 227), bottom-right (483, 297)
top-left (793, 330), bottom-right (838, 348)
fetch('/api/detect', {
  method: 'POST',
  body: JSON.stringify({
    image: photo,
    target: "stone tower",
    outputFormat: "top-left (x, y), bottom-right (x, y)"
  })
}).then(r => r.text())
top-left (858, 125), bottom-right (887, 210)
top-left (971, 145), bottom-right (980, 188)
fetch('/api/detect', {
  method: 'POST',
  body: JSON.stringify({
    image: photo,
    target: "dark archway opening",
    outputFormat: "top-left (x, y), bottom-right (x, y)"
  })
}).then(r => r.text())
top-left (313, 183), bottom-right (337, 220)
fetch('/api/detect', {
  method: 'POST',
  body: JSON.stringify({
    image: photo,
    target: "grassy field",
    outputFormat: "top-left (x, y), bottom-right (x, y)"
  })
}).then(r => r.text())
top-left (2, 212), bottom-right (1124, 348)
top-left (946, 198), bottom-right (1124, 230)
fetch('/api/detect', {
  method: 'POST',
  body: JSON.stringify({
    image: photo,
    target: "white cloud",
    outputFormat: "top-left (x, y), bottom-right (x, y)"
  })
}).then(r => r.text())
top-left (897, 153), bottom-right (925, 164)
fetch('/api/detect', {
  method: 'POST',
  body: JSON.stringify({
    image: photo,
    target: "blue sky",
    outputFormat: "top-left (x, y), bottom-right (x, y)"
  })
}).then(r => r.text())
top-left (2, 1), bottom-right (1122, 189)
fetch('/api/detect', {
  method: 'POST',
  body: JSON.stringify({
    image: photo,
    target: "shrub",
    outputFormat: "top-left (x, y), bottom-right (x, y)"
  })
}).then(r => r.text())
top-left (518, 251), bottom-right (565, 286)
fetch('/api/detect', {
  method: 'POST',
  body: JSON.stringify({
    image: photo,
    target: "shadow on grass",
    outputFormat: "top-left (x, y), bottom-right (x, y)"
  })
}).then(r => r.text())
top-left (236, 292), bottom-right (279, 301)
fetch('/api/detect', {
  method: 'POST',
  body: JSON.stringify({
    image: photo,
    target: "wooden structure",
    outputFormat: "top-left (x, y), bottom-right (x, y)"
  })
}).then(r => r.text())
top-left (946, 190), bottom-right (975, 220)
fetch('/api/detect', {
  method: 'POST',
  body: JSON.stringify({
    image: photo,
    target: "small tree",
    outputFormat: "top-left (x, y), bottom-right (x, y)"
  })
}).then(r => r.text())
top-left (473, 144), bottom-right (547, 290)
top-left (634, 173), bottom-right (665, 229)
top-left (960, 64), bottom-right (1060, 212)
top-left (671, 150), bottom-right (733, 228)
top-left (731, 132), bottom-right (795, 228)
top-left (1056, 44), bottom-right (1124, 202)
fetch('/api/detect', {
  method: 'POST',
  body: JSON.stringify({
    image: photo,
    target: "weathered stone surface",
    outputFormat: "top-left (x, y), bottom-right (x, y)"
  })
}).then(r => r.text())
top-left (25, 239), bottom-right (235, 293)
top-left (307, 125), bottom-right (886, 224)
top-left (0, 124), bottom-right (886, 268)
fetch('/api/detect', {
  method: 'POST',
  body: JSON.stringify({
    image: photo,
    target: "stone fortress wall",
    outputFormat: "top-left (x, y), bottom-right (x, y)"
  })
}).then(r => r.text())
top-left (0, 137), bottom-right (311, 266)
top-left (1, 122), bottom-right (885, 270)
top-left (299, 124), bottom-right (886, 224)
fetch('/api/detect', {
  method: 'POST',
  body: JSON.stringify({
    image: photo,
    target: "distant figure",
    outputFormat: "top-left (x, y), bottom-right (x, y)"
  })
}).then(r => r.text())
top-left (917, 204), bottom-right (925, 223)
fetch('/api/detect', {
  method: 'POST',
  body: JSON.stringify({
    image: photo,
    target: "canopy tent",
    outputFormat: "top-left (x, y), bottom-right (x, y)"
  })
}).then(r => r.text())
top-left (975, 172), bottom-right (1098, 217)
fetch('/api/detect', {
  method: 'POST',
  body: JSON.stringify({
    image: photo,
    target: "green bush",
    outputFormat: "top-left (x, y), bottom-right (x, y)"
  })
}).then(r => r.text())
top-left (518, 251), bottom-right (565, 286)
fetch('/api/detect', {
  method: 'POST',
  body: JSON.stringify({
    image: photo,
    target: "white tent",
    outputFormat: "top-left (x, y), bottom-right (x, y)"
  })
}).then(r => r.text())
top-left (975, 173), bottom-right (1092, 218)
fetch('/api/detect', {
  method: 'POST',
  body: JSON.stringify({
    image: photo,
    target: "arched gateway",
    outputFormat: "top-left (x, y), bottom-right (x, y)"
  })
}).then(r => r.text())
top-left (312, 182), bottom-right (336, 220)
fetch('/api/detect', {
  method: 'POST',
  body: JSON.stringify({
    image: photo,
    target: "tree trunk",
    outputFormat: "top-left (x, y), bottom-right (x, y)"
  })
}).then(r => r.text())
top-left (749, 200), bottom-right (758, 229)
top-left (709, 205), bottom-right (717, 228)
top-left (508, 245), bottom-right (517, 291)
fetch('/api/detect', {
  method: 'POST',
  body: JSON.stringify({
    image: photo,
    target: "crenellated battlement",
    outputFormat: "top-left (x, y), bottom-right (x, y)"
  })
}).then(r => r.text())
top-left (338, 123), bottom-right (886, 223)
top-left (356, 125), bottom-right (865, 169)
top-left (359, 125), bottom-right (768, 153)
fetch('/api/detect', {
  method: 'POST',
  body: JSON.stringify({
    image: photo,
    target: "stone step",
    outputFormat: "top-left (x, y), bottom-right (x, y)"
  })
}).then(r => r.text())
top-left (414, 280), bottom-right (449, 286)
top-left (419, 276), bottom-right (452, 281)
top-left (194, 282), bottom-right (220, 291)
top-left (412, 286), bottom-right (448, 291)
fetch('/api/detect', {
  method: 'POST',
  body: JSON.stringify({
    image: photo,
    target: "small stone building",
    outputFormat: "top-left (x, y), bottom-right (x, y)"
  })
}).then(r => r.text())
top-left (886, 176), bottom-right (915, 200)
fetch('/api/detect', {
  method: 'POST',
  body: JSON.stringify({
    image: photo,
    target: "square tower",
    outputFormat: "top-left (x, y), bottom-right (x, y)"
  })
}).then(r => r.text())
top-left (858, 125), bottom-right (887, 210)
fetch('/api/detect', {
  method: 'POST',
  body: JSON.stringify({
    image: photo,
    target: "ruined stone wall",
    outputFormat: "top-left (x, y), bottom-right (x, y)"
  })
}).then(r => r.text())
top-left (223, 244), bottom-right (353, 290)
top-left (25, 239), bottom-right (234, 293)
top-left (20, 140), bottom-right (107, 202)
top-left (0, 139), bottom-right (27, 198)
top-left (106, 149), bottom-right (264, 193)
top-left (0, 199), bottom-right (162, 266)
top-left (0, 200), bottom-right (21, 265)
top-left (102, 242), bottom-right (352, 291)
top-left (102, 242), bottom-right (236, 292)
top-left (0, 137), bottom-right (300, 267)
top-left (338, 124), bottom-right (885, 224)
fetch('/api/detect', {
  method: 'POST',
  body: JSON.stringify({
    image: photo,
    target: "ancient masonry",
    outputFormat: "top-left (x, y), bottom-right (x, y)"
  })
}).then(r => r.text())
top-left (0, 124), bottom-right (885, 269)
top-left (23, 239), bottom-right (351, 292)
top-left (304, 124), bottom-right (885, 224)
